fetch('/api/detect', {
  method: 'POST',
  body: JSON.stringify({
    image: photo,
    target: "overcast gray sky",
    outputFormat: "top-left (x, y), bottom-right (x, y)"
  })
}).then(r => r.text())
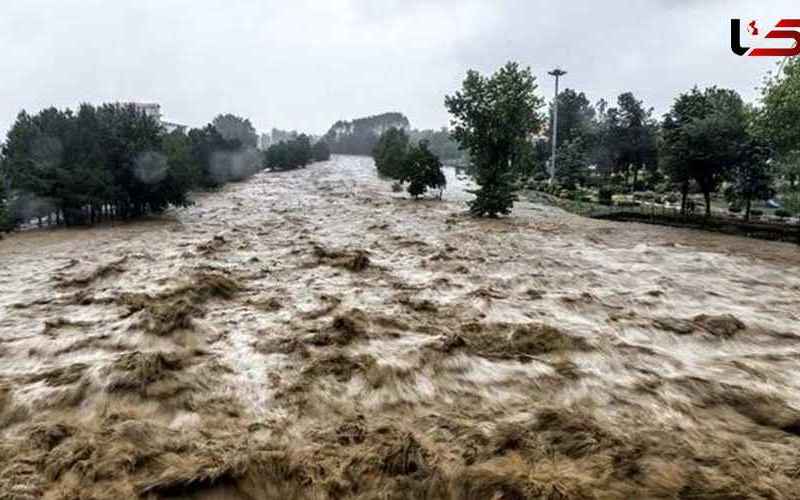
top-left (0, 1), bottom-right (796, 137)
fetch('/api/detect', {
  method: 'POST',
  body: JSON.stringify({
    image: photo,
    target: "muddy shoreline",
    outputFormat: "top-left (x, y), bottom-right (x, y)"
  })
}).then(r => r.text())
top-left (1, 155), bottom-right (799, 499)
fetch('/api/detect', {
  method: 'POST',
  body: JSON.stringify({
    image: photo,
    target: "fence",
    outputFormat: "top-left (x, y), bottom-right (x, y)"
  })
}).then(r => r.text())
top-left (528, 191), bottom-right (800, 244)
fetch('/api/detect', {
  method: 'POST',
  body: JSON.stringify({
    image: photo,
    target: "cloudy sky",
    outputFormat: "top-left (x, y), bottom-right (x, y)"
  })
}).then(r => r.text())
top-left (0, 0), bottom-right (796, 137)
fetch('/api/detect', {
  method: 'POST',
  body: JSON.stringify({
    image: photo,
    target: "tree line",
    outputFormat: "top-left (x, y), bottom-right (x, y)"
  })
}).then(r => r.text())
top-left (0, 105), bottom-right (330, 230)
top-left (324, 112), bottom-right (465, 163)
top-left (263, 134), bottom-right (330, 171)
top-left (435, 59), bottom-right (800, 219)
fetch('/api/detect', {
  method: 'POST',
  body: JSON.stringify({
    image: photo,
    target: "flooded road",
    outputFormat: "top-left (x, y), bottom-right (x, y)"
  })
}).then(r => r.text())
top-left (1, 155), bottom-right (800, 498)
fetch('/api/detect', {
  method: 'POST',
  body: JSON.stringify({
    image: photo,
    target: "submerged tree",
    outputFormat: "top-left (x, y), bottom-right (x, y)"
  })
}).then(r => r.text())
top-left (312, 140), bottom-right (331, 162)
top-left (445, 61), bottom-right (545, 216)
top-left (402, 141), bottom-right (446, 198)
top-left (372, 127), bottom-right (409, 179)
top-left (264, 135), bottom-right (313, 171)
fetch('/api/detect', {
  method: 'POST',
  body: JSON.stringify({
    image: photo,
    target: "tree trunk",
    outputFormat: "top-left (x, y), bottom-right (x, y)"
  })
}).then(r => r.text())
top-left (704, 190), bottom-right (711, 217)
top-left (680, 181), bottom-right (689, 215)
top-left (745, 197), bottom-right (752, 222)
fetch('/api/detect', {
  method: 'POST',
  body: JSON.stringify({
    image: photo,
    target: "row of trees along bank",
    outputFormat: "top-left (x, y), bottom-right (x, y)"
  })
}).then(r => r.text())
top-left (384, 59), bottom-right (800, 219)
top-left (0, 105), bottom-right (331, 230)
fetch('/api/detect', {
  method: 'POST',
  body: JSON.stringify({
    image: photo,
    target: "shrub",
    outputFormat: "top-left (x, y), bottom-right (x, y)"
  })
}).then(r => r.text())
top-left (750, 209), bottom-right (763, 217)
top-left (728, 205), bottom-right (742, 213)
top-left (598, 187), bottom-right (614, 206)
top-left (774, 209), bottom-right (793, 218)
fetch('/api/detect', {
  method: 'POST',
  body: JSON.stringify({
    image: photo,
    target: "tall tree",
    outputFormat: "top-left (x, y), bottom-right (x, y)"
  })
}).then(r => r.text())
top-left (661, 87), bottom-right (747, 215)
top-left (725, 138), bottom-right (774, 221)
top-left (312, 140), bottom-right (331, 162)
top-left (401, 140), bottom-right (446, 199)
top-left (445, 61), bottom-right (545, 216)
top-left (757, 58), bottom-right (800, 206)
top-left (372, 127), bottom-right (410, 179)
top-left (555, 138), bottom-right (589, 190)
top-left (212, 114), bottom-right (258, 149)
top-left (614, 92), bottom-right (658, 189)
top-left (550, 89), bottom-right (596, 147)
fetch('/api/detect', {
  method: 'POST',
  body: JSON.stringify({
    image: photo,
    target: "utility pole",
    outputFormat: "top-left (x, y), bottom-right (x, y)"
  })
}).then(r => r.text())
top-left (548, 68), bottom-right (567, 183)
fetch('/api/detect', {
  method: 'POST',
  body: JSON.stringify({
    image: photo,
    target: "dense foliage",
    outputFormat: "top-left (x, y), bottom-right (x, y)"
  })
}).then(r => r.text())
top-left (211, 114), bottom-right (258, 149)
top-left (2, 104), bottom-right (191, 225)
top-left (264, 134), bottom-right (314, 171)
top-left (401, 141), bottom-right (446, 198)
top-left (407, 128), bottom-right (464, 162)
top-left (661, 87), bottom-right (748, 215)
top-left (372, 127), bottom-right (410, 179)
top-left (756, 58), bottom-right (800, 215)
top-left (0, 105), bottom-right (265, 229)
top-left (725, 138), bottom-right (774, 220)
top-left (446, 61), bottom-right (545, 216)
top-left (312, 140), bottom-right (331, 162)
top-left (372, 130), bottom-right (446, 199)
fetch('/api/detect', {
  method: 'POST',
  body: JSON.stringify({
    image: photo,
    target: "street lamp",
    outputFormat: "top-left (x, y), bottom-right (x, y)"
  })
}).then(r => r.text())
top-left (548, 68), bottom-right (567, 183)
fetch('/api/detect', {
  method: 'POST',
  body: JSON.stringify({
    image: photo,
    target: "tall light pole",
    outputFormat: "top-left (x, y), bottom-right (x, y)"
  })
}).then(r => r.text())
top-left (548, 68), bottom-right (566, 183)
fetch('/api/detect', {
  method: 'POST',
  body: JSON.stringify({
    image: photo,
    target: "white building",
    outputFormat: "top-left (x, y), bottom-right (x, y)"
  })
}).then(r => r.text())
top-left (127, 102), bottom-right (186, 133)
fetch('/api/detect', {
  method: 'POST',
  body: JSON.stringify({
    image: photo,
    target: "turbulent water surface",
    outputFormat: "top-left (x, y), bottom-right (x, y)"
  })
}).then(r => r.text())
top-left (1, 155), bottom-right (800, 499)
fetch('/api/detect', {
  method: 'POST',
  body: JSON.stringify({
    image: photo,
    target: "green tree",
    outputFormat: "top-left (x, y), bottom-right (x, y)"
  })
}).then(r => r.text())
top-left (757, 59), bottom-right (800, 207)
top-left (614, 92), bottom-right (658, 190)
top-left (212, 114), bottom-right (258, 149)
top-left (312, 140), bottom-right (331, 161)
top-left (725, 138), bottom-right (774, 221)
top-left (757, 58), bottom-right (800, 157)
top-left (401, 141), bottom-right (446, 198)
top-left (408, 128), bottom-right (464, 162)
top-left (265, 135), bottom-right (313, 171)
top-left (555, 138), bottom-right (589, 190)
top-left (445, 61), bottom-right (545, 216)
top-left (188, 124), bottom-right (239, 187)
top-left (372, 127), bottom-right (409, 179)
top-left (551, 89), bottom-right (596, 147)
top-left (661, 87), bottom-right (747, 216)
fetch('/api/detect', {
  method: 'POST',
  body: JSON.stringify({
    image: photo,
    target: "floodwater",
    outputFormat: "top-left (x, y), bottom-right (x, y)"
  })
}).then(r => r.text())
top-left (1, 155), bottom-right (800, 499)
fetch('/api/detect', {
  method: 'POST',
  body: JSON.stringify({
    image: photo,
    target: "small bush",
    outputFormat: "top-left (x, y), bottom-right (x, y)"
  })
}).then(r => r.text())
top-left (750, 209), bottom-right (763, 217)
top-left (597, 187), bottom-right (613, 206)
top-left (666, 194), bottom-right (679, 204)
top-left (774, 209), bottom-right (793, 218)
top-left (728, 205), bottom-right (742, 213)
top-left (391, 182), bottom-right (403, 193)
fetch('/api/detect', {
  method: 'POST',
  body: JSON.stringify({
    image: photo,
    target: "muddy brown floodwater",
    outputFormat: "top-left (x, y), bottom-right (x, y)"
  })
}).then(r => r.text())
top-left (1, 155), bottom-right (800, 499)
